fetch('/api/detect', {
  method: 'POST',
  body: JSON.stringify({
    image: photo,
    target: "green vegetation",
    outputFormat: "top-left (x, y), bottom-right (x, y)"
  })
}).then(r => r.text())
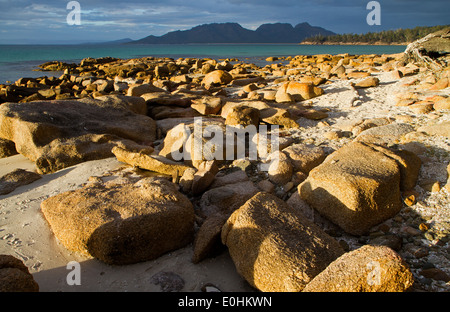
top-left (302, 25), bottom-right (449, 45)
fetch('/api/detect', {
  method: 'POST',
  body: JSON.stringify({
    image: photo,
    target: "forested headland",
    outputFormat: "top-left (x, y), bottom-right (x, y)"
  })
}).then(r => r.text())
top-left (301, 25), bottom-right (449, 45)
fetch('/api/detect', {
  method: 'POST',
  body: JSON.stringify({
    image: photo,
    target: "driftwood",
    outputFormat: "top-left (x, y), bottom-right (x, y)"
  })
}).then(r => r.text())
top-left (403, 27), bottom-right (450, 71)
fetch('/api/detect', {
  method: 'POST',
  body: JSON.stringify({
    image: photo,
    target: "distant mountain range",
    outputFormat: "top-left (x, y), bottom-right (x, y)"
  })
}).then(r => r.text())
top-left (129, 22), bottom-right (335, 44)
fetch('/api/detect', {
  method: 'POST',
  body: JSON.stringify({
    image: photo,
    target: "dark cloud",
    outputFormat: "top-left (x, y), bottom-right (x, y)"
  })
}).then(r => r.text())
top-left (0, 0), bottom-right (447, 44)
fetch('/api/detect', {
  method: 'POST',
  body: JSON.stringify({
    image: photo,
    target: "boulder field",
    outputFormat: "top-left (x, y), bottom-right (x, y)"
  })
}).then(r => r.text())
top-left (1, 31), bottom-right (449, 292)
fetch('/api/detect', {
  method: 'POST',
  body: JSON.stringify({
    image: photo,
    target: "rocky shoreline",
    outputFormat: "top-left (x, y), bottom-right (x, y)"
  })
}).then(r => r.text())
top-left (0, 32), bottom-right (449, 292)
top-left (300, 41), bottom-right (408, 46)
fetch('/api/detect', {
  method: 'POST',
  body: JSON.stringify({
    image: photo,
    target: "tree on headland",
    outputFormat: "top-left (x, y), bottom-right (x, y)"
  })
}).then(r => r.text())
top-left (302, 25), bottom-right (449, 45)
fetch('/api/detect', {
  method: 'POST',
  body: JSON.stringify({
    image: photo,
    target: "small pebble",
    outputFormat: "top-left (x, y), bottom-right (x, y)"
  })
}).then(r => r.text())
top-left (369, 234), bottom-right (403, 251)
top-left (402, 225), bottom-right (422, 236)
top-left (420, 268), bottom-right (450, 282)
top-left (403, 194), bottom-right (416, 206)
top-left (413, 247), bottom-right (429, 258)
top-left (419, 223), bottom-right (429, 232)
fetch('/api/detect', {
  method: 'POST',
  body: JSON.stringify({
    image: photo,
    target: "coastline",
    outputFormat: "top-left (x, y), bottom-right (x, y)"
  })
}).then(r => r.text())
top-left (300, 41), bottom-right (409, 46)
top-left (0, 44), bottom-right (407, 84)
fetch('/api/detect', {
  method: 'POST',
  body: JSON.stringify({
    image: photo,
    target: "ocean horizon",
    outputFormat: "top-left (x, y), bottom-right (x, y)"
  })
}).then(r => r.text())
top-left (0, 43), bottom-right (406, 84)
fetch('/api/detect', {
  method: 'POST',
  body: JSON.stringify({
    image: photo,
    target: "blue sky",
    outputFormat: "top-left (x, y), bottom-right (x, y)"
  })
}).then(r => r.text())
top-left (0, 0), bottom-right (448, 44)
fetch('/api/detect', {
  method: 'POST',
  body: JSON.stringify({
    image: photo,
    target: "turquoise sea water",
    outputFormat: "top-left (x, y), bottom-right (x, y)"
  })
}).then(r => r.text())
top-left (0, 44), bottom-right (406, 84)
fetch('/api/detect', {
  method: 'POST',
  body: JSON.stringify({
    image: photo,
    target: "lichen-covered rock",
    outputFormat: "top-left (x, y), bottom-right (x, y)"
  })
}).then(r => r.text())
top-left (282, 143), bottom-right (326, 174)
top-left (417, 121), bottom-right (450, 138)
top-left (0, 95), bottom-right (156, 174)
top-left (355, 123), bottom-right (415, 146)
top-left (201, 70), bottom-right (233, 89)
top-left (354, 76), bottom-right (380, 88)
top-left (0, 169), bottom-right (41, 195)
top-left (276, 81), bottom-right (324, 102)
top-left (192, 213), bottom-right (228, 264)
top-left (303, 245), bottom-right (414, 292)
top-left (112, 146), bottom-right (192, 177)
top-left (267, 151), bottom-right (293, 185)
top-left (225, 105), bottom-right (260, 127)
top-left (127, 83), bottom-right (165, 97)
top-left (191, 160), bottom-right (219, 196)
top-left (191, 96), bottom-right (223, 115)
top-left (259, 107), bottom-right (299, 129)
top-left (199, 181), bottom-right (259, 218)
top-left (221, 192), bottom-right (344, 292)
top-left (41, 176), bottom-right (195, 265)
top-left (298, 142), bottom-right (404, 235)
